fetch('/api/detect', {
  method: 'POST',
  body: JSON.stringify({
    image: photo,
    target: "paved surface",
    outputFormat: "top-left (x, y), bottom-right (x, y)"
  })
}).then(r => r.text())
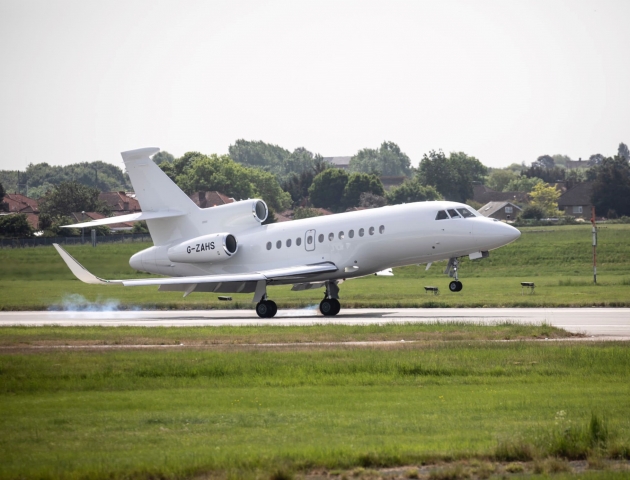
top-left (1, 308), bottom-right (629, 338)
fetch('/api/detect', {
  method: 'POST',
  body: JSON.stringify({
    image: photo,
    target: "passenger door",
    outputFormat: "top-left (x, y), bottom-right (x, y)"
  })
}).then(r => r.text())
top-left (305, 229), bottom-right (316, 251)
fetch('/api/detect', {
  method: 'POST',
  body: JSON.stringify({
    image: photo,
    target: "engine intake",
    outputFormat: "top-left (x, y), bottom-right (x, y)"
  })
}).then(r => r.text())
top-left (167, 233), bottom-right (238, 263)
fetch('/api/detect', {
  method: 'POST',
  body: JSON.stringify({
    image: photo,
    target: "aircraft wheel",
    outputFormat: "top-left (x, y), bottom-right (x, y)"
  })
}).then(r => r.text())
top-left (449, 281), bottom-right (459, 292)
top-left (267, 300), bottom-right (278, 318)
top-left (256, 300), bottom-right (276, 318)
top-left (456, 281), bottom-right (463, 292)
top-left (320, 298), bottom-right (340, 316)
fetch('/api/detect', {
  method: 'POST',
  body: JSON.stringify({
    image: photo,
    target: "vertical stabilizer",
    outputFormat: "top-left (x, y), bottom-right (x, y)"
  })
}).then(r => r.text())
top-left (121, 148), bottom-right (199, 246)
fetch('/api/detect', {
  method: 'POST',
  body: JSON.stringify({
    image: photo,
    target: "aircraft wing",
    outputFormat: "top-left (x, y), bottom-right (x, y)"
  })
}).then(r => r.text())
top-left (53, 243), bottom-right (337, 287)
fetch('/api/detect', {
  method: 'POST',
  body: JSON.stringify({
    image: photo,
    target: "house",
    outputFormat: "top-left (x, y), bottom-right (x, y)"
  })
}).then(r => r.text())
top-left (380, 176), bottom-right (406, 191)
top-left (557, 182), bottom-right (593, 219)
top-left (565, 158), bottom-right (595, 170)
top-left (98, 191), bottom-right (141, 214)
top-left (472, 185), bottom-right (529, 205)
top-left (189, 191), bottom-right (235, 208)
top-left (477, 201), bottom-right (522, 221)
top-left (1, 193), bottom-right (40, 229)
top-left (323, 156), bottom-right (351, 170)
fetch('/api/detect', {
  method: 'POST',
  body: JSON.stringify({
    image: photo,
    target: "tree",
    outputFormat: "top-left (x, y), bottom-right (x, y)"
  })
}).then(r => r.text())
top-left (529, 182), bottom-right (561, 217)
top-left (0, 181), bottom-right (5, 199)
top-left (486, 169), bottom-right (518, 192)
top-left (163, 153), bottom-right (291, 212)
top-left (520, 205), bottom-right (544, 220)
top-left (309, 169), bottom-right (349, 211)
top-left (552, 154), bottom-right (571, 167)
top-left (504, 176), bottom-right (544, 193)
top-left (521, 164), bottom-right (565, 184)
top-left (294, 207), bottom-right (322, 220)
top-left (228, 140), bottom-right (290, 173)
top-left (349, 141), bottom-right (412, 177)
top-left (417, 150), bottom-right (487, 202)
top-left (39, 181), bottom-right (110, 218)
top-left (590, 155), bottom-right (630, 217)
top-left (0, 213), bottom-right (34, 238)
top-left (617, 143), bottom-right (629, 162)
top-left (385, 179), bottom-right (441, 205)
top-left (589, 154), bottom-right (605, 166)
top-left (359, 192), bottom-right (386, 208)
top-left (152, 151), bottom-right (175, 165)
top-left (0, 181), bottom-right (6, 212)
top-left (534, 155), bottom-right (555, 169)
top-left (341, 173), bottom-right (385, 209)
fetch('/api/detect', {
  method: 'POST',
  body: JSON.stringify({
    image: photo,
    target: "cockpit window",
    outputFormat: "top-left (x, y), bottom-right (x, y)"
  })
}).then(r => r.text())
top-left (457, 208), bottom-right (476, 218)
top-left (435, 210), bottom-right (449, 220)
top-left (447, 209), bottom-right (461, 218)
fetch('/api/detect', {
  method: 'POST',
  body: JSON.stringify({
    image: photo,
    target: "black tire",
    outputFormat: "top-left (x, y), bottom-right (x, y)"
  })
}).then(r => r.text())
top-left (330, 298), bottom-right (341, 316)
top-left (449, 281), bottom-right (459, 292)
top-left (267, 300), bottom-right (278, 318)
top-left (256, 301), bottom-right (270, 318)
top-left (456, 281), bottom-right (463, 292)
top-left (320, 298), bottom-right (340, 316)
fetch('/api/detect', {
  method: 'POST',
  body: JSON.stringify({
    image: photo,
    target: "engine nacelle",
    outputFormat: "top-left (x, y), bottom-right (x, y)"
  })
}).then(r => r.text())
top-left (167, 233), bottom-right (238, 263)
top-left (202, 199), bottom-right (268, 230)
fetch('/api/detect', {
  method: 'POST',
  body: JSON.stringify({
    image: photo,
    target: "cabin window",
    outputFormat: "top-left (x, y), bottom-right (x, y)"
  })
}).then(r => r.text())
top-left (328, 232), bottom-right (334, 241)
top-left (286, 239), bottom-right (292, 247)
top-left (447, 209), bottom-right (461, 218)
top-left (296, 237), bottom-right (302, 246)
top-left (276, 240), bottom-right (281, 249)
top-left (306, 236), bottom-right (312, 245)
top-left (339, 231), bottom-right (345, 239)
top-left (457, 208), bottom-right (475, 218)
top-left (379, 225), bottom-right (385, 234)
top-left (436, 210), bottom-right (448, 220)
top-left (349, 229), bottom-right (354, 238)
top-left (266, 242), bottom-right (272, 250)
top-left (369, 226), bottom-right (375, 235)
top-left (318, 234), bottom-right (324, 243)
top-left (359, 228), bottom-right (365, 237)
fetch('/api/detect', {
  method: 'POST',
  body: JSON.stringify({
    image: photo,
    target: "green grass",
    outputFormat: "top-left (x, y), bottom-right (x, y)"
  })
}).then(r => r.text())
top-left (1, 339), bottom-right (629, 478)
top-left (1, 224), bottom-right (630, 310)
top-left (0, 322), bottom-right (574, 346)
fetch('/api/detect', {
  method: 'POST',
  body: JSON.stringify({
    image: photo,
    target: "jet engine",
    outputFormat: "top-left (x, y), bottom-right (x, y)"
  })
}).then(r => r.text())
top-left (167, 233), bottom-right (238, 263)
top-left (204, 199), bottom-right (268, 230)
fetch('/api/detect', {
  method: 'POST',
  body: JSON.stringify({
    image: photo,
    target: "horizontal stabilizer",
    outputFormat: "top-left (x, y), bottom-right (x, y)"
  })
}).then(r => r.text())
top-left (62, 210), bottom-right (185, 229)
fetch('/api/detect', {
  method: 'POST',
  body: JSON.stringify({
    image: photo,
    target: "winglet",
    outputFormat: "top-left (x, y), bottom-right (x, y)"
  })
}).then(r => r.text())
top-left (53, 244), bottom-right (121, 285)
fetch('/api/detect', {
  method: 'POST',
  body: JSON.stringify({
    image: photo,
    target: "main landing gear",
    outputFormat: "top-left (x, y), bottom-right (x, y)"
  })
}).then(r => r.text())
top-left (445, 257), bottom-right (464, 292)
top-left (255, 298), bottom-right (277, 318)
top-left (319, 281), bottom-right (341, 316)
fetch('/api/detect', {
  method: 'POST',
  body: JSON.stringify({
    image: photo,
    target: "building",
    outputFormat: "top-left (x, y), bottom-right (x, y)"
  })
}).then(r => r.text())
top-left (98, 191), bottom-right (141, 214)
top-left (189, 191), bottom-right (235, 208)
top-left (565, 158), bottom-right (595, 170)
top-left (557, 182), bottom-right (593, 219)
top-left (1, 193), bottom-right (40, 229)
top-left (477, 201), bottom-right (522, 221)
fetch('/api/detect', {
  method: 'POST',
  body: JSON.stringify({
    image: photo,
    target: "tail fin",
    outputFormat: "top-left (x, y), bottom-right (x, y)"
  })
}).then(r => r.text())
top-left (121, 148), bottom-right (197, 213)
top-left (121, 148), bottom-right (199, 246)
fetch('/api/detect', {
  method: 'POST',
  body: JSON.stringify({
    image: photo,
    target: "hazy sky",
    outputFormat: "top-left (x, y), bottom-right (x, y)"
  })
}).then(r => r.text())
top-left (1, 0), bottom-right (629, 171)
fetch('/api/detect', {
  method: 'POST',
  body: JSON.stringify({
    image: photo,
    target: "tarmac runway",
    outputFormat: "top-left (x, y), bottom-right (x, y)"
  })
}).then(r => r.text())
top-left (1, 308), bottom-right (629, 338)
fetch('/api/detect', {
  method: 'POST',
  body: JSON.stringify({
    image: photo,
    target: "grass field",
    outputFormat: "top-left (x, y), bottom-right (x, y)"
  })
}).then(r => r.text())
top-left (1, 224), bottom-right (630, 310)
top-left (1, 326), bottom-right (629, 479)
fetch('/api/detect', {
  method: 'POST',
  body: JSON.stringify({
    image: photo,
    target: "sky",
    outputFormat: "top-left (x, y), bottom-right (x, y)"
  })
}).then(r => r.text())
top-left (1, 0), bottom-right (629, 171)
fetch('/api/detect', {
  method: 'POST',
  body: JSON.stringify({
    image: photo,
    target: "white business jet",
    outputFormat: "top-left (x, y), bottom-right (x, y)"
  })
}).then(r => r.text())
top-left (54, 147), bottom-right (520, 318)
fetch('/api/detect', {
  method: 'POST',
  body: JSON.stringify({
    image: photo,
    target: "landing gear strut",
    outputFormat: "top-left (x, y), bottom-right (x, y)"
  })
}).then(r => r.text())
top-left (319, 281), bottom-right (341, 316)
top-left (445, 257), bottom-right (463, 292)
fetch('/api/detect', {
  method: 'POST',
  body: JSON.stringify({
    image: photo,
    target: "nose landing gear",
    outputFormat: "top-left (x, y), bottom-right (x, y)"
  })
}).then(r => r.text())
top-left (445, 257), bottom-right (464, 292)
